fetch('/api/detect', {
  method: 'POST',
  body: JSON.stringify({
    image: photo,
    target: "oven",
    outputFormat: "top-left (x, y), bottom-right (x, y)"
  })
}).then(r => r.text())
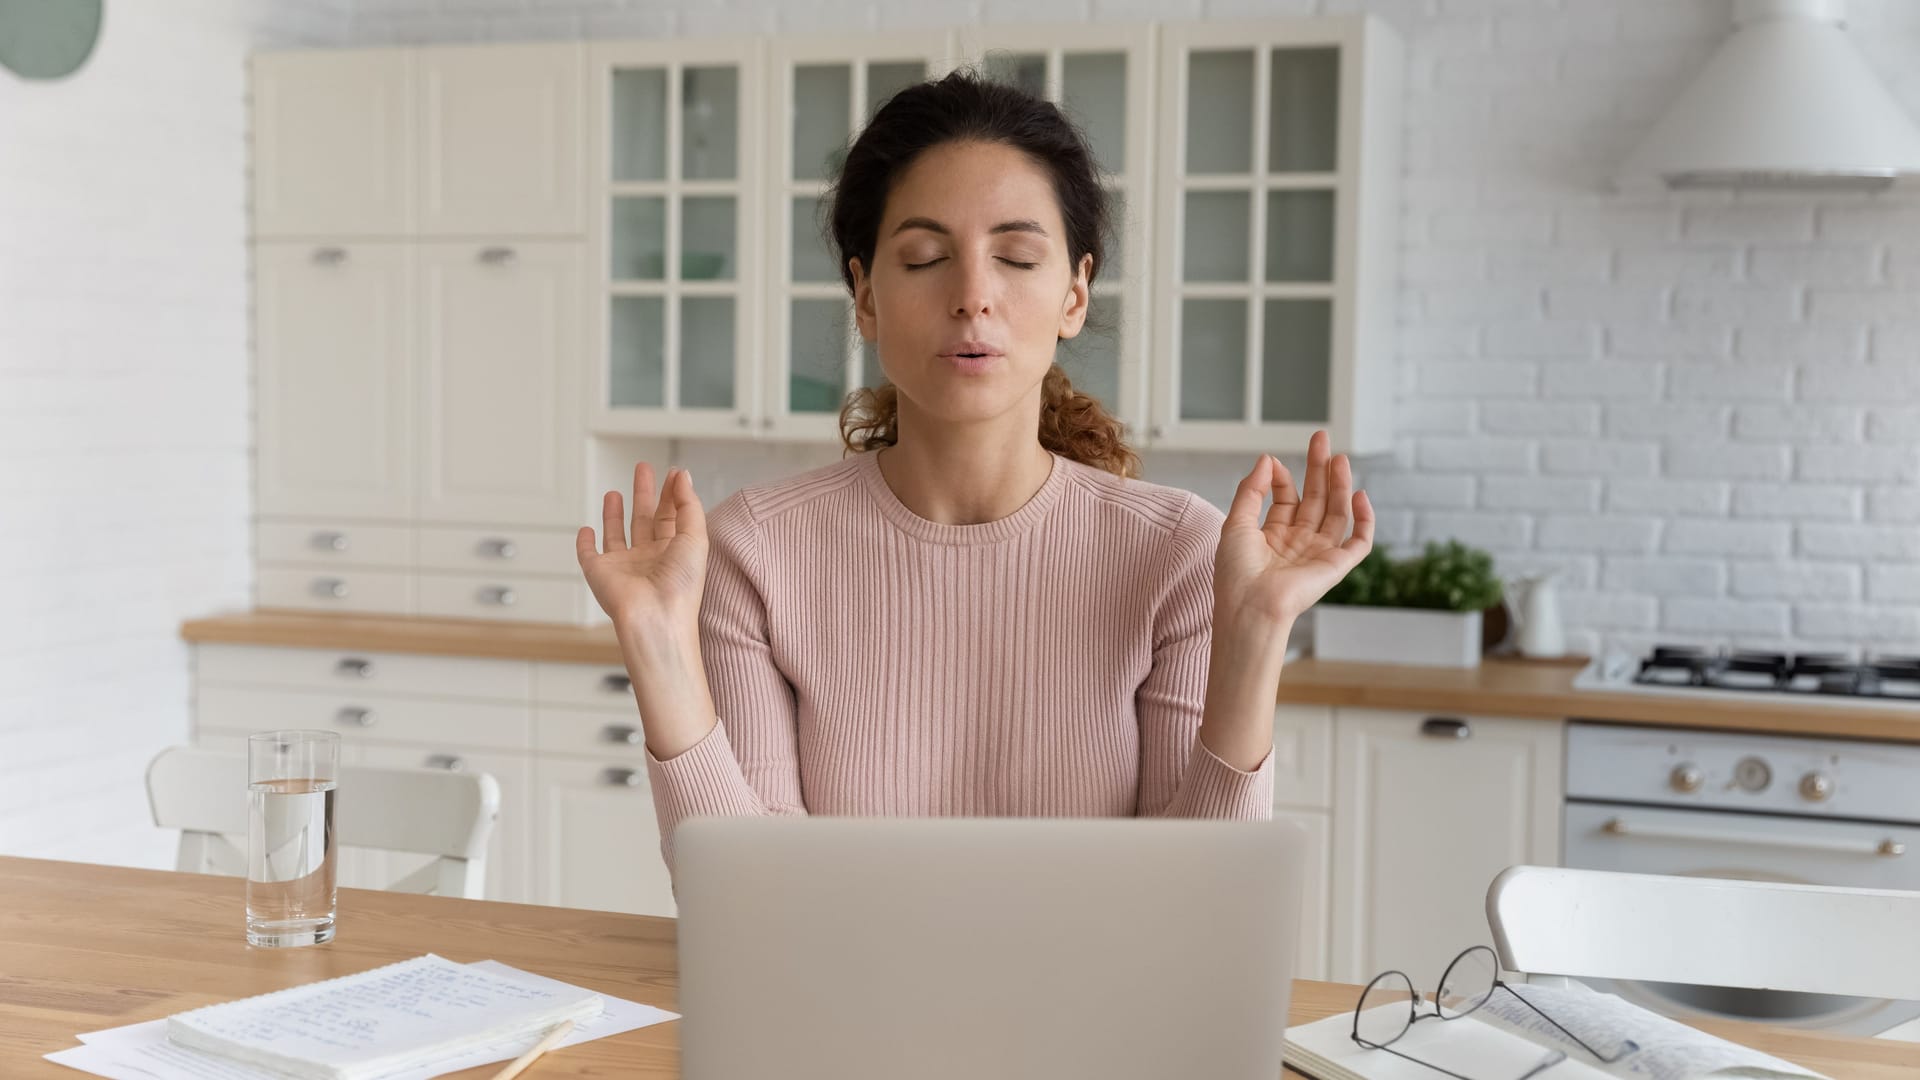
top-left (1563, 721), bottom-right (1920, 1038)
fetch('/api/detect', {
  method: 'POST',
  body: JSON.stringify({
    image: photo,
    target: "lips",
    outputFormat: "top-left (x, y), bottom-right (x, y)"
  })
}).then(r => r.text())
top-left (939, 340), bottom-right (1003, 360)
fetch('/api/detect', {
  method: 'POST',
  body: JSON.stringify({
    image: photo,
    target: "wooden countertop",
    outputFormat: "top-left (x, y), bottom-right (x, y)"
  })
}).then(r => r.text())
top-left (181, 611), bottom-right (1920, 742)
top-left (6, 856), bottom-right (1916, 1079)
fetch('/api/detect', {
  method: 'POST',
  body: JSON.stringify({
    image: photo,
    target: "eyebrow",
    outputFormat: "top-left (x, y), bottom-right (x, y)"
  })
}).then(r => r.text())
top-left (889, 217), bottom-right (1050, 239)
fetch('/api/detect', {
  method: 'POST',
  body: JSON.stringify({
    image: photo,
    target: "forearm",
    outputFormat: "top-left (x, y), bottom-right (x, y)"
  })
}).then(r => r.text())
top-left (1198, 608), bottom-right (1294, 772)
top-left (615, 617), bottom-right (718, 761)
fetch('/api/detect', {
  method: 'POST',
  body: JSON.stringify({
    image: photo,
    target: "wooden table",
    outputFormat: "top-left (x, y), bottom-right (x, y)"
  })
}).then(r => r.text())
top-left (5, 857), bottom-right (1916, 1078)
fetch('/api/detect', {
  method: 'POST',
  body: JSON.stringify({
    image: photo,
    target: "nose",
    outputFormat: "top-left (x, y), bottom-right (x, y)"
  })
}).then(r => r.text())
top-left (948, 253), bottom-right (992, 318)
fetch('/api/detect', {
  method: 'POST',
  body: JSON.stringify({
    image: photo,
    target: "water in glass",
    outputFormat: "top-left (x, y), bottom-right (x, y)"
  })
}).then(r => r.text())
top-left (246, 776), bottom-right (337, 946)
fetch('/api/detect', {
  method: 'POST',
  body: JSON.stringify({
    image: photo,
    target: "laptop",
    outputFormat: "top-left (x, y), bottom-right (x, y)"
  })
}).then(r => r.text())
top-left (674, 816), bottom-right (1306, 1080)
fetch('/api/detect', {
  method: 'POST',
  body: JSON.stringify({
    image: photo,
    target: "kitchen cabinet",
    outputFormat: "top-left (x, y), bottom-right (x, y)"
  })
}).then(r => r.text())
top-left (251, 50), bottom-right (413, 237)
top-left (1273, 703), bottom-right (1335, 980)
top-left (416, 44), bottom-right (584, 238)
top-left (1329, 707), bottom-right (1563, 985)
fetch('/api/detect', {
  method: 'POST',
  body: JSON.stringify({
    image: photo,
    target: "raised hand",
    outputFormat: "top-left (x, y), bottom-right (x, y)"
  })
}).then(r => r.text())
top-left (575, 463), bottom-right (709, 635)
top-left (1213, 430), bottom-right (1375, 633)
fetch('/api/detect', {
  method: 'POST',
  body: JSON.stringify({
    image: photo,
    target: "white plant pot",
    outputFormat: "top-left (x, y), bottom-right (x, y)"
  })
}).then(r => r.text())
top-left (1312, 605), bottom-right (1484, 668)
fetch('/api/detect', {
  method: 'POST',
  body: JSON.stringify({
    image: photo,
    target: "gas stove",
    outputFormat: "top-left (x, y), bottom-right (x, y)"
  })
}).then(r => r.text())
top-left (1573, 645), bottom-right (1920, 710)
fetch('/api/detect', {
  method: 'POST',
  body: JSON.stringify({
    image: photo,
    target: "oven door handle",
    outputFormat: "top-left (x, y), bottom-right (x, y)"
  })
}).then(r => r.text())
top-left (1600, 816), bottom-right (1907, 858)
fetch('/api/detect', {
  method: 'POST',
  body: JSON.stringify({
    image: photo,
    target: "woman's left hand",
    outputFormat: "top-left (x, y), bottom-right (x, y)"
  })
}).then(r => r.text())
top-left (1213, 430), bottom-right (1374, 634)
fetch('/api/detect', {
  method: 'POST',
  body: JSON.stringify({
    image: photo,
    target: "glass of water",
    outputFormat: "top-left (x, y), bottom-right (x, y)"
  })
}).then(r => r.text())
top-left (246, 730), bottom-right (339, 947)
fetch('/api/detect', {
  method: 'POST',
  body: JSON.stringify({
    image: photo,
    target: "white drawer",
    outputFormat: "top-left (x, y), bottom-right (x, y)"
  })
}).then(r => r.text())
top-left (416, 526), bottom-right (578, 576)
top-left (533, 661), bottom-right (634, 710)
top-left (257, 520), bottom-right (412, 568)
top-left (534, 706), bottom-right (649, 761)
top-left (1273, 703), bottom-right (1334, 811)
top-left (416, 573), bottom-right (581, 624)
top-left (258, 566), bottom-right (413, 615)
top-left (197, 684), bottom-right (532, 751)
top-left (197, 643), bottom-right (530, 700)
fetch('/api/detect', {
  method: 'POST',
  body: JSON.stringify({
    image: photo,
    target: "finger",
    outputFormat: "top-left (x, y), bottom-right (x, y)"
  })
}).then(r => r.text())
top-left (1225, 455), bottom-right (1274, 530)
top-left (602, 490), bottom-right (627, 552)
top-left (652, 468), bottom-right (682, 542)
top-left (629, 462), bottom-right (657, 544)
top-left (1265, 455), bottom-right (1300, 532)
top-left (1297, 430), bottom-right (1330, 531)
top-left (671, 467), bottom-right (707, 543)
top-left (575, 526), bottom-right (599, 567)
top-left (1343, 490), bottom-right (1376, 555)
top-left (1319, 452), bottom-right (1354, 540)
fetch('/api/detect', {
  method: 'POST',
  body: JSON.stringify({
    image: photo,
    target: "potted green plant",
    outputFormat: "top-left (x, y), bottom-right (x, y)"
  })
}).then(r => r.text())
top-left (1312, 540), bottom-right (1505, 668)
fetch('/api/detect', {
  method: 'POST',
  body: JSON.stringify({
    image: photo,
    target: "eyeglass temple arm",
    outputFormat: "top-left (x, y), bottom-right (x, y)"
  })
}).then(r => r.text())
top-left (1495, 981), bottom-right (1634, 1063)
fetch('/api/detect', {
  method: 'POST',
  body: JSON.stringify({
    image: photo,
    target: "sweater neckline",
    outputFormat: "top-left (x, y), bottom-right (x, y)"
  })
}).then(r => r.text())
top-left (856, 449), bottom-right (1067, 546)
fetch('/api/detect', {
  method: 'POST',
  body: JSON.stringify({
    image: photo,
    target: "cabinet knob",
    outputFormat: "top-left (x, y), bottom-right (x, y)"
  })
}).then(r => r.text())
top-left (736, 414), bottom-right (751, 428)
top-left (336, 706), bottom-right (375, 728)
top-left (478, 537), bottom-right (518, 560)
top-left (479, 246), bottom-right (518, 266)
top-left (312, 577), bottom-right (350, 600)
top-left (1670, 764), bottom-right (1705, 794)
top-left (1419, 717), bottom-right (1471, 739)
top-left (1149, 424), bottom-right (1165, 439)
top-left (477, 586), bottom-right (517, 607)
top-left (1799, 771), bottom-right (1834, 802)
top-left (335, 657), bottom-right (375, 679)
top-left (425, 753), bottom-right (465, 772)
top-left (311, 247), bottom-right (349, 266)
top-left (760, 417), bottom-right (773, 430)
top-left (602, 724), bottom-right (644, 745)
top-left (601, 672), bottom-right (632, 694)
top-left (601, 767), bottom-right (644, 788)
top-left (310, 530), bottom-right (350, 552)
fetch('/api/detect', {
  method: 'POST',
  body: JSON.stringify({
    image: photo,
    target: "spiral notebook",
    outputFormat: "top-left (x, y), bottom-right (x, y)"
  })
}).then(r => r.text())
top-left (164, 954), bottom-right (604, 1080)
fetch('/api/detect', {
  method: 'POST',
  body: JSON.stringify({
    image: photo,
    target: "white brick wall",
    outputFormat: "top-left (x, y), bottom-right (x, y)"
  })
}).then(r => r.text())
top-left (0, 1), bottom-right (349, 868)
top-left (344, 0), bottom-right (1913, 667)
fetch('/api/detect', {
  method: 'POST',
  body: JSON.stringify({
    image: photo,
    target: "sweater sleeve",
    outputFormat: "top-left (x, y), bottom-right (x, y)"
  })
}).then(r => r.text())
top-left (644, 494), bottom-right (807, 875)
top-left (1135, 494), bottom-right (1276, 820)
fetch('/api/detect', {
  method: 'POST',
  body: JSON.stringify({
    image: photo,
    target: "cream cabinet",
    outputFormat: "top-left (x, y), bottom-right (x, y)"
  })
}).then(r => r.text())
top-left (1273, 703), bottom-right (1335, 981)
top-left (251, 49), bottom-right (413, 236)
top-left (417, 44), bottom-right (585, 237)
top-left (1328, 708), bottom-right (1563, 985)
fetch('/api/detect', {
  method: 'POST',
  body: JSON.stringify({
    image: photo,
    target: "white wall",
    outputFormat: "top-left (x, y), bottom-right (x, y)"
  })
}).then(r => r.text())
top-left (0, 0), bottom-right (349, 867)
top-left (345, 0), bottom-right (1920, 662)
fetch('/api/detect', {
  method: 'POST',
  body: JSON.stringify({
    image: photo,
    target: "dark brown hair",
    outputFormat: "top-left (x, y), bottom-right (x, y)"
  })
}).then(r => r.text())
top-left (824, 68), bottom-right (1141, 480)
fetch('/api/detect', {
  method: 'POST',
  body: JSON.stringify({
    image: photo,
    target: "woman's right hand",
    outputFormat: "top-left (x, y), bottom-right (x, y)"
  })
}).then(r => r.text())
top-left (575, 463), bottom-right (708, 637)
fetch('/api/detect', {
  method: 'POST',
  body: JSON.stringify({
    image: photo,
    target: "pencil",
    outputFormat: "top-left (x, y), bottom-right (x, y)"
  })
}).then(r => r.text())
top-left (487, 1018), bottom-right (576, 1080)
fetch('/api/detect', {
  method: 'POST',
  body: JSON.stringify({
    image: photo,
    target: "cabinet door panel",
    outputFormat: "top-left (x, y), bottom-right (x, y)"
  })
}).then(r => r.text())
top-left (1330, 708), bottom-right (1562, 985)
top-left (534, 758), bottom-right (676, 918)
top-left (416, 242), bottom-right (583, 526)
top-left (255, 243), bottom-right (412, 519)
top-left (417, 44), bottom-right (583, 237)
top-left (1276, 809), bottom-right (1332, 982)
top-left (252, 50), bottom-right (412, 236)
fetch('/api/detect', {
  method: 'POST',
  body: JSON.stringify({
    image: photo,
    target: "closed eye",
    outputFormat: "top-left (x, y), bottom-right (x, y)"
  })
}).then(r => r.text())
top-left (904, 257), bottom-right (1040, 271)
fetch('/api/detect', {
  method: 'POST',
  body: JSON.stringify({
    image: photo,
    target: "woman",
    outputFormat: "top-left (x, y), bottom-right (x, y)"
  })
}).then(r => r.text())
top-left (576, 70), bottom-right (1373, 875)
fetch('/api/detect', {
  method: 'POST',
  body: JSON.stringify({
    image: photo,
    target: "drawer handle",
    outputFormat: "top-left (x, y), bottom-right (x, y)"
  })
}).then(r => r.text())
top-left (479, 246), bottom-right (518, 266)
top-left (426, 753), bottom-right (465, 772)
top-left (1421, 717), bottom-right (1471, 739)
top-left (602, 724), bottom-right (643, 745)
top-left (477, 586), bottom-right (517, 607)
top-left (601, 672), bottom-right (632, 694)
top-left (312, 577), bottom-right (350, 600)
top-left (336, 706), bottom-right (375, 728)
top-left (602, 767), bottom-right (644, 788)
top-left (310, 530), bottom-right (350, 553)
top-left (478, 537), bottom-right (519, 560)
top-left (335, 658), bottom-right (375, 679)
top-left (311, 246), bottom-right (348, 266)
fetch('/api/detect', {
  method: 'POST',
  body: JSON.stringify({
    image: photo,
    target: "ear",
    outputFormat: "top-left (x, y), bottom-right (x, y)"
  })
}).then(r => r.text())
top-left (1056, 252), bottom-right (1093, 341)
top-left (851, 256), bottom-right (877, 343)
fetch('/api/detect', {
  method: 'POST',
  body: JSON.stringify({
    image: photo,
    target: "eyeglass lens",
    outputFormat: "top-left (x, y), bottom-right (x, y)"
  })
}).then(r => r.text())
top-left (1437, 946), bottom-right (1498, 1019)
top-left (1354, 970), bottom-right (1418, 1046)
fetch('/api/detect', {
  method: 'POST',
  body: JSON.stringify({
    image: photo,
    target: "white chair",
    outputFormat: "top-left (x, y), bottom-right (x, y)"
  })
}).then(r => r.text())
top-left (1486, 865), bottom-right (1920, 1027)
top-left (146, 746), bottom-right (501, 900)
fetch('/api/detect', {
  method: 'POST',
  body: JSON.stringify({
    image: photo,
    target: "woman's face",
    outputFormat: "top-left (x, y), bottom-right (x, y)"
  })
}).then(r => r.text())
top-left (850, 139), bottom-right (1093, 431)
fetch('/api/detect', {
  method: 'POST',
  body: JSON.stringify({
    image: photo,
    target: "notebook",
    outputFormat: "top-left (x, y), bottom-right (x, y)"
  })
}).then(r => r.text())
top-left (1284, 981), bottom-right (1828, 1080)
top-left (164, 954), bottom-right (604, 1080)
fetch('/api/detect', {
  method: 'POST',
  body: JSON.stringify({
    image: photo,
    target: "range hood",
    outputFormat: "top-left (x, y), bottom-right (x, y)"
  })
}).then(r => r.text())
top-left (1616, 0), bottom-right (1920, 191)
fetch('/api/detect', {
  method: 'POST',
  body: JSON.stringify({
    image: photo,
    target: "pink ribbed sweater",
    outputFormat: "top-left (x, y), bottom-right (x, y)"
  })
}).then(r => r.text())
top-left (643, 450), bottom-right (1277, 872)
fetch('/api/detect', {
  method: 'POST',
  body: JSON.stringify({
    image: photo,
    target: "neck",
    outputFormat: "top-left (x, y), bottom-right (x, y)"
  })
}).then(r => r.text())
top-left (875, 413), bottom-right (1055, 526)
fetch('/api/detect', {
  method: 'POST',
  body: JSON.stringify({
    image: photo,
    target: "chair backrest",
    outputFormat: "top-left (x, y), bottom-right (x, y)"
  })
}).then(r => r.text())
top-left (1487, 865), bottom-right (1920, 1002)
top-left (146, 747), bottom-right (500, 900)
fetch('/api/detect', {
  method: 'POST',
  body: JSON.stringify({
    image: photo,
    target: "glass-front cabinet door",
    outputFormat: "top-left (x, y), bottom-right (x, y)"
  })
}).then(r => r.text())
top-left (1152, 19), bottom-right (1400, 456)
top-left (587, 39), bottom-right (764, 437)
top-left (959, 24), bottom-right (1156, 446)
top-left (760, 31), bottom-right (962, 443)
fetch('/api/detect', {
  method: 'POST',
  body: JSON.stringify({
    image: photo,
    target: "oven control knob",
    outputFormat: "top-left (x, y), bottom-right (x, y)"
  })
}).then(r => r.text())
top-left (1799, 772), bottom-right (1834, 802)
top-left (1733, 756), bottom-right (1772, 793)
top-left (1669, 764), bottom-right (1704, 794)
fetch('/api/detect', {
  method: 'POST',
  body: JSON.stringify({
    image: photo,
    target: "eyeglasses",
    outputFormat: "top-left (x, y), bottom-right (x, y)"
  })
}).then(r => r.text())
top-left (1351, 945), bottom-right (1639, 1080)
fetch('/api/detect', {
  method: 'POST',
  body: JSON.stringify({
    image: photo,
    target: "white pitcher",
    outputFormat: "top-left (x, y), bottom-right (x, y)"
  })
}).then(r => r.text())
top-left (1505, 571), bottom-right (1566, 659)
